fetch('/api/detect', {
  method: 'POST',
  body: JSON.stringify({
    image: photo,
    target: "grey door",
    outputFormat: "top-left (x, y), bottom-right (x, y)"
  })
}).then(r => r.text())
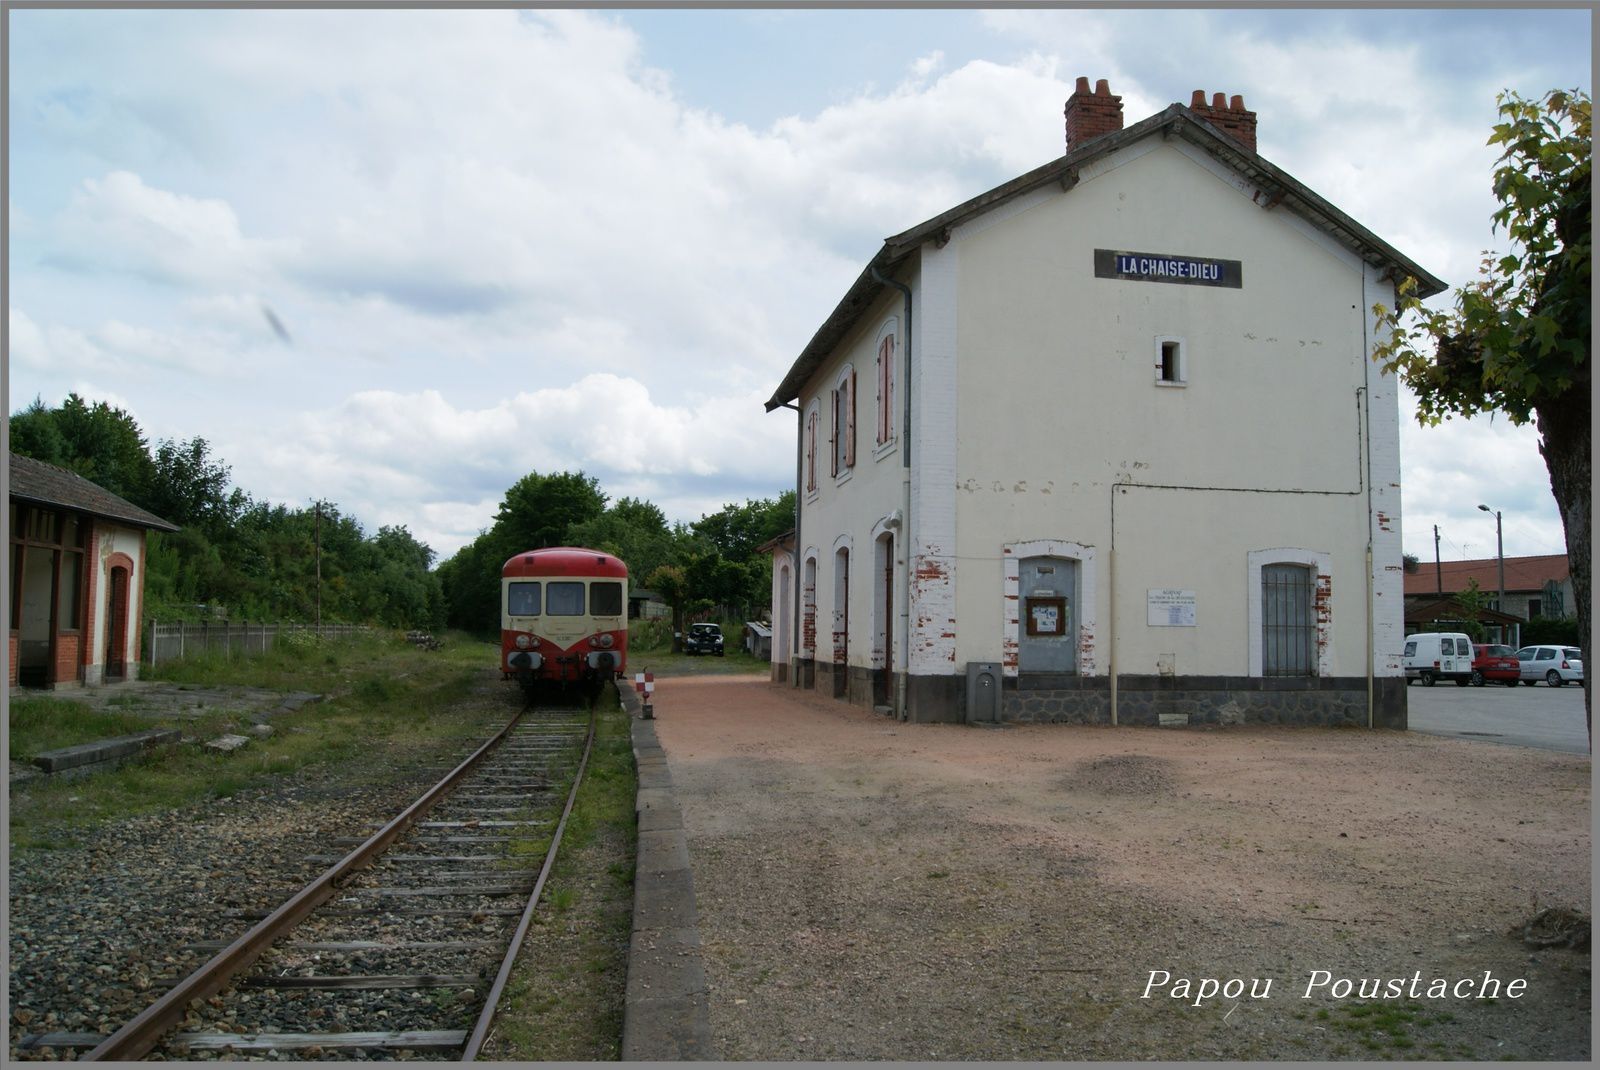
top-left (1018, 556), bottom-right (1077, 673)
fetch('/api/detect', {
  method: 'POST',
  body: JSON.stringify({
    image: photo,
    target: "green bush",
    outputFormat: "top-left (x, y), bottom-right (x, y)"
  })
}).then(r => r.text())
top-left (627, 618), bottom-right (674, 651)
top-left (1518, 618), bottom-right (1581, 647)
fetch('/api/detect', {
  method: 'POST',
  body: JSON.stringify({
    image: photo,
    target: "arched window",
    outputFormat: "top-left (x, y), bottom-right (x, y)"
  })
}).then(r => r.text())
top-left (831, 365), bottom-right (856, 477)
top-left (804, 402), bottom-right (821, 495)
top-left (874, 320), bottom-right (898, 447)
top-left (1261, 563), bottom-right (1314, 676)
top-left (1247, 548), bottom-right (1331, 678)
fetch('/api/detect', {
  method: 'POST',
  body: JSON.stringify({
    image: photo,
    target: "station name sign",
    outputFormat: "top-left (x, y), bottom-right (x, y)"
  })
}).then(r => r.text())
top-left (1094, 248), bottom-right (1242, 289)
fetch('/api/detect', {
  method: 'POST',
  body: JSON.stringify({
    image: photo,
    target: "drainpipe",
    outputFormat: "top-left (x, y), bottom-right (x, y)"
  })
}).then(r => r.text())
top-left (872, 262), bottom-right (913, 721)
top-left (781, 401), bottom-right (802, 686)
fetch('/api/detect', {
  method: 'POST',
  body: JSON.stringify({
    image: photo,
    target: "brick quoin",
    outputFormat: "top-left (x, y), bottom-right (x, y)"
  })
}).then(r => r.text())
top-left (54, 634), bottom-right (81, 685)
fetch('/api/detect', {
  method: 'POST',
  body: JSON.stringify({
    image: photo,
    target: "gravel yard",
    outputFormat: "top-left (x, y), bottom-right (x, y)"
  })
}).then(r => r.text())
top-left (651, 673), bottom-right (1591, 1061)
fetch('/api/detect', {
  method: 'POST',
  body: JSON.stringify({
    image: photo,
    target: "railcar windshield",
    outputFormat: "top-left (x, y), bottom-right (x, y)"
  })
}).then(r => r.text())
top-left (507, 582), bottom-right (541, 617)
top-left (591, 581), bottom-right (623, 616)
top-left (547, 581), bottom-right (585, 616)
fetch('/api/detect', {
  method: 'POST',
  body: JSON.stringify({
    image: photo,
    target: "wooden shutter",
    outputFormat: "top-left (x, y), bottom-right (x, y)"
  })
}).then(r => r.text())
top-left (806, 410), bottom-right (818, 492)
top-left (879, 335), bottom-right (894, 444)
top-left (844, 370), bottom-right (856, 467)
top-left (829, 390), bottom-right (839, 477)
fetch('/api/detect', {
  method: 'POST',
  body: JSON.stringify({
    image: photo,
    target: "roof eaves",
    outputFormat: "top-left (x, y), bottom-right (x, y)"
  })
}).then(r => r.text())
top-left (765, 104), bottom-right (1448, 410)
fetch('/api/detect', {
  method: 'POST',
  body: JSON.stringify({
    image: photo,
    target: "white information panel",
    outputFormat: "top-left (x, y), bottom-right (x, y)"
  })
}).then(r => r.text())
top-left (1147, 588), bottom-right (1197, 627)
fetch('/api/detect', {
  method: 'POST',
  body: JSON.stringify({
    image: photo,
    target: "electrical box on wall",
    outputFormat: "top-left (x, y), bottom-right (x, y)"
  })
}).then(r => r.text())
top-left (966, 661), bottom-right (1001, 724)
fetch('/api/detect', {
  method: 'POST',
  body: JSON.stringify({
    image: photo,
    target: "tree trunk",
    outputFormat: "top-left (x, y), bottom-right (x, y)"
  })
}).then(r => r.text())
top-left (1537, 380), bottom-right (1591, 747)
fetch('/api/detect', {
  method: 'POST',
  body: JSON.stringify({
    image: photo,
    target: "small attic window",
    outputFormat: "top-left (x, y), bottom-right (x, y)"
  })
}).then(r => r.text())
top-left (1156, 336), bottom-right (1186, 386)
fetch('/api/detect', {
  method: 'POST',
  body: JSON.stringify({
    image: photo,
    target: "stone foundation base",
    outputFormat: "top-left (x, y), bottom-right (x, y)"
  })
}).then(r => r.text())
top-left (1000, 676), bottom-right (1406, 730)
top-left (785, 669), bottom-right (1406, 730)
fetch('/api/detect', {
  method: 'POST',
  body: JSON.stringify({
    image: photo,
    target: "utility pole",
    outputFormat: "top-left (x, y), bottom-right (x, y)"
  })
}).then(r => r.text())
top-left (315, 501), bottom-right (322, 633)
top-left (1480, 504), bottom-right (1505, 642)
top-left (1434, 525), bottom-right (1443, 596)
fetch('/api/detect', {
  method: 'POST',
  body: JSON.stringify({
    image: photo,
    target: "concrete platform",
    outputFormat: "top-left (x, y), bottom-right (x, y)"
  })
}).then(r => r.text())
top-left (619, 684), bottom-right (713, 1060)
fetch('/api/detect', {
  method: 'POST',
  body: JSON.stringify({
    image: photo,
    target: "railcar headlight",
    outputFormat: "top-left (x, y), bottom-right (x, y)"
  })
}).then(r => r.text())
top-left (515, 634), bottom-right (531, 650)
top-left (595, 633), bottom-right (614, 649)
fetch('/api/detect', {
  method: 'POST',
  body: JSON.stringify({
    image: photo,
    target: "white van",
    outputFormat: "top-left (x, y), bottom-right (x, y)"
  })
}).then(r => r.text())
top-left (1403, 632), bottom-right (1476, 686)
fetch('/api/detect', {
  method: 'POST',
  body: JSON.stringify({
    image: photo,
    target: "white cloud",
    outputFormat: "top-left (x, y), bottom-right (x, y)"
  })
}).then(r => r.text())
top-left (231, 374), bottom-right (794, 557)
top-left (51, 171), bottom-right (289, 288)
top-left (9, 9), bottom-right (1582, 567)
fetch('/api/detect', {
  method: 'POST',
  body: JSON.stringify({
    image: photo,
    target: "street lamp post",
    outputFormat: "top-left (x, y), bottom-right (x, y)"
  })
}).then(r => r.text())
top-left (1478, 504), bottom-right (1505, 643)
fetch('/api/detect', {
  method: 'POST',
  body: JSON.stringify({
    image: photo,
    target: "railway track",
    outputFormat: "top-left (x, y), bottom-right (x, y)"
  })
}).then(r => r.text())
top-left (29, 701), bottom-right (597, 1061)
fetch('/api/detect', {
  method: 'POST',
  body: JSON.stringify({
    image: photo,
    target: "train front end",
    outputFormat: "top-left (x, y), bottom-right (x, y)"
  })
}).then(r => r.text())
top-left (501, 547), bottom-right (629, 693)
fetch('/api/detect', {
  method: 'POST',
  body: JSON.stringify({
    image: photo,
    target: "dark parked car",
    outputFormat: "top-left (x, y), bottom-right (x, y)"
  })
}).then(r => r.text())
top-left (684, 622), bottom-right (725, 656)
top-left (1470, 644), bottom-right (1521, 687)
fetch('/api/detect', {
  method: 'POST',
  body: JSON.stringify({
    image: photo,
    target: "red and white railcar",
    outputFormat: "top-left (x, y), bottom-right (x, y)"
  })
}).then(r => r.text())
top-left (500, 547), bottom-right (628, 692)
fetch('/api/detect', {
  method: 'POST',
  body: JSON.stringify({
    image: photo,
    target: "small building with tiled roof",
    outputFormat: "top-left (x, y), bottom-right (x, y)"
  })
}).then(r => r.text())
top-left (9, 454), bottom-right (178, 688)
top-left (1403, 554), bottom-right (1574, 628)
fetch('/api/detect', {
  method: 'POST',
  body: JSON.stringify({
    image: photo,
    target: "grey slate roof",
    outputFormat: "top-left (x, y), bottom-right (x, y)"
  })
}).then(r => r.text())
top-left (765, 102), bottom-right (1449, 411)
top-left (10, 454), bottom-right (180, 532)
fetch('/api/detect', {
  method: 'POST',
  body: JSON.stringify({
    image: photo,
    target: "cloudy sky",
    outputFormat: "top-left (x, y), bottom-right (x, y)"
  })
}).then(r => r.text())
top-left (7, 6), bottom-right (1590, 564)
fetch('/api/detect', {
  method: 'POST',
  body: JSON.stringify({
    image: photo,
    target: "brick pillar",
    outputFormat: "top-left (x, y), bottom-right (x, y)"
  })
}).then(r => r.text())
top-left (1187, 89), bottom-right (1258, 153)
top-left (1064, 76), bottom-right (1124, 151)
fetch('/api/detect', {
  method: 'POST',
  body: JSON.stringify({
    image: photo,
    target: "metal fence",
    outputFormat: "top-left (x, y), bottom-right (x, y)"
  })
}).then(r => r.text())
top-left (143, 620), bottom-right (367, 667)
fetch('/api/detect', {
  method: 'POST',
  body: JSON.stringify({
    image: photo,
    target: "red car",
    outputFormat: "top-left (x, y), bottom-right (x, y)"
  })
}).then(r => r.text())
top-left (1471, 643), bottom-right (1521, 687)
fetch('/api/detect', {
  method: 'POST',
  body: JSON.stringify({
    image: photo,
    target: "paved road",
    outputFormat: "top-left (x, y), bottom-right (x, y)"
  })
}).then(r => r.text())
top-left (1406, 677), bottom-right (1591, 754)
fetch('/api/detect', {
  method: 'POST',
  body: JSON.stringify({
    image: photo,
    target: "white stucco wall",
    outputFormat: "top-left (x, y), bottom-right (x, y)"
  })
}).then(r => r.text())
top-left (794, 285), bottom-right (913, 676)
top-left (88, 522), bottom-right (146, 684)
top-left (937, 138), bottom-right (1394, 677)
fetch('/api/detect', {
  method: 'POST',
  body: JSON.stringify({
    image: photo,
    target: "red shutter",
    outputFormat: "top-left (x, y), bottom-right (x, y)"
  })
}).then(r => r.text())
top-left (845, 370), bottom-right (856, 467)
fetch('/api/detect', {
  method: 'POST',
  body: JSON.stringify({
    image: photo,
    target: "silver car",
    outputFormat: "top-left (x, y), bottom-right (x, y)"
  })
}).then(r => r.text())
top-left (1514, 645), bottom-right (1585, 687)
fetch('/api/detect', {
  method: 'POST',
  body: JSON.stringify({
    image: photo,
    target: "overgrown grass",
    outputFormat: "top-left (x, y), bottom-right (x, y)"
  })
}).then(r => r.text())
top-left (9, 698), bottom-right (158, 761)
top-left (1316, 1001), bottom-right (1469, 1058)
top-left (9, 631), bottom-right (507, 851)
top-left (486, 689), bottom-right (638, 1060)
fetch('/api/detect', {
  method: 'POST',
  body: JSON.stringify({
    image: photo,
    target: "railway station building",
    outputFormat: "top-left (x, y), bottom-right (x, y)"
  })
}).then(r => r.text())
top-left (9, 454), bottom-right (179, 689)
top-left (762, 79), bottom-right (1445, 728)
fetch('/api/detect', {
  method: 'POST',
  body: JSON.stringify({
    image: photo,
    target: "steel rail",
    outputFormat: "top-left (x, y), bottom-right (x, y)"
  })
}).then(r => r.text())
top-left (462, 703), bottom-right (598, 1059)
top-left (81, 712), bottom-right (527, 1062)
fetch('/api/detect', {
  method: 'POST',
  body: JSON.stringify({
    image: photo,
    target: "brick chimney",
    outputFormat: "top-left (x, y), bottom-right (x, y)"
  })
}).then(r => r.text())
top-left (1064, 76), bottom-right (1123, 151)
top-left (1187, 89), bottom-right (1258, 153)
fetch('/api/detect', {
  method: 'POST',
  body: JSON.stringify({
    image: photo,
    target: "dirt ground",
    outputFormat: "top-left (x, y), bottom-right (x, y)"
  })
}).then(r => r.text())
top-left (650, 673), bottom-right (1591, 1061)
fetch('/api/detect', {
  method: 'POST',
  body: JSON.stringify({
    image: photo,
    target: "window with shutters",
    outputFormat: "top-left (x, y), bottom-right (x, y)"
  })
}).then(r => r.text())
top-left (875, 322), bottom-right (897, 448)
top-left (804, 402), bottom-right (820, 496)
top-left (831, 365), bottom-right (856, 480)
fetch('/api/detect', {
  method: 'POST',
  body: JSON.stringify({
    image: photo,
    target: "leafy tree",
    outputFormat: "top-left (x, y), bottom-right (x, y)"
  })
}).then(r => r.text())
top-left (144, 437), bottom-right (244, 536)
top-left (1402, 553), bottom-right (1421, 574)
top-left (1454, 578), bottom-right (1490, 643)
top-left (692, 492), bottom-right (795, 561)
top-left (567, 495), bottom-right (680, 582)
top-left (1373, 88), bottom-right (1591, 741)
top-left (494, 471), bottom-right (607, 553)
top-left (645, 564), bottom-right (690, 644)
top-left (10, 398), bottom-right (68, 464)
top-left (18, 393), bottom-right (155, 503)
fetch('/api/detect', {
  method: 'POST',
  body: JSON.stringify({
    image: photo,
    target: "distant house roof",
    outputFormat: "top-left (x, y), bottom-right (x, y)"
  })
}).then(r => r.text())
top-left (756, 530), bottom-right (796, 556)
top-left (1403, 555), bottom-right (1570, 598)
top-left (9, 455), bottom-right (179, 532)
top-left (1402, 597), bottom-right (1523, 628)
top-left (765, 100), bottom-right (1448, 410)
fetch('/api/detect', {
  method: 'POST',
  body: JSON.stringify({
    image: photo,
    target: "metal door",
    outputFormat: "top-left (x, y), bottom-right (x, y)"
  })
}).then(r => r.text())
top-left (1018, 556), bottom-right (1077, 673)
